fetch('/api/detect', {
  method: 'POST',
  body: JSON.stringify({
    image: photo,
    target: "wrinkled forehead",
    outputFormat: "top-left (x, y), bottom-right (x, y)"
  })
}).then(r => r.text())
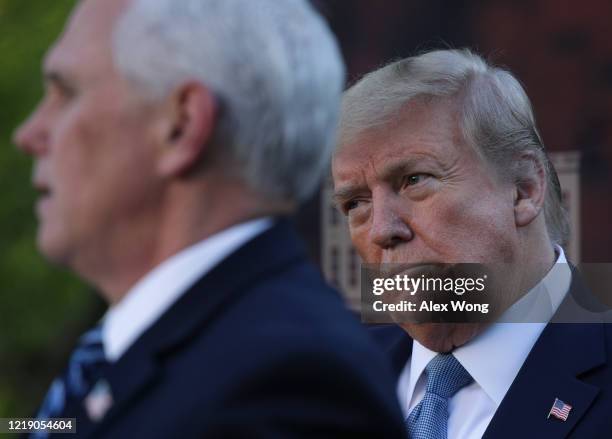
top-left (333, 98), bottom-right (466, 172)
top-left (332, 122), bottom-right (397, 179)
top-left (44, 0), bottom-right (131, 72)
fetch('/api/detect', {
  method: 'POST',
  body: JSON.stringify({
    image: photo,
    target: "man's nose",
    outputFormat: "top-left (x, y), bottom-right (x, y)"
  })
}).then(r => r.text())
top-left (13, 108), bottom-right (48, 157)
top-left (369, 194), bottom-right (414, 250)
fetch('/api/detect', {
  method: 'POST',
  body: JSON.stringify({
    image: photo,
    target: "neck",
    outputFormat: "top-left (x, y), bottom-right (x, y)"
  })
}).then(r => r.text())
top-left (79, 179), bottom-right (293, 304)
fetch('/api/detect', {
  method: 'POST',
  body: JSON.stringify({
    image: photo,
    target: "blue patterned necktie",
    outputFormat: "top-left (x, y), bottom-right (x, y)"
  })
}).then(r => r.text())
top-left (32, 325), bottom-right (108, 437)
top-left (406, 354), bottom-right (473, 439)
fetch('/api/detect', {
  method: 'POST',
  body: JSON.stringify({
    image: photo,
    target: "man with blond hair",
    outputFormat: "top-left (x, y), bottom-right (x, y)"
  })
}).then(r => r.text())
top-left (333, 48), bottom-right (612, 438)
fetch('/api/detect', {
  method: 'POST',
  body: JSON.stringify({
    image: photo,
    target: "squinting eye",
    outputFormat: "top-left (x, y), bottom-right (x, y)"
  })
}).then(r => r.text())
top-left (344, 200), bottom-right (360, 212)
top-left (342, 198), bottom-right (370, 215)
top-left (404, 174), bottom-right (430, 186)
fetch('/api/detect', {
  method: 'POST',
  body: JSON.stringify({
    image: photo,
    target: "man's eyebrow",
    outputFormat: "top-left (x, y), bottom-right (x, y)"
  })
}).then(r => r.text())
top-left (332, 185), bottom-right (366, 206)
top-left (378, 155), bottom-right (440, 180)
top-left (332, 154), bottom-right (443, 205)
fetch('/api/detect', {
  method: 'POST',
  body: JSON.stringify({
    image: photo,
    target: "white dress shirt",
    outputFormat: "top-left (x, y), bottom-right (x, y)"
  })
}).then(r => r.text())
top-left (397, 247), bottom-right (571, 438)
top-left (101, 217), bottom-right (272, 362)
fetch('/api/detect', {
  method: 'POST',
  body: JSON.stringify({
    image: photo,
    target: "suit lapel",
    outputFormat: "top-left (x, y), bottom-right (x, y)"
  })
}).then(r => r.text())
top-left (387, 327), bottom-right (413, 377)
top-left (371, 270), bottom-right (608, 438)
top-left (484, 268), bottom-right (607, 438)
top-left (85, 219), bottom-right (305, 436)
top-left (368, 324), bottom-right (413, 378)
top-left (483, 322), bottom-right (605, 438)
top-left (64, 356), bottom-right (159, 437)
top-left (379, 322), bottom-right (604, 439)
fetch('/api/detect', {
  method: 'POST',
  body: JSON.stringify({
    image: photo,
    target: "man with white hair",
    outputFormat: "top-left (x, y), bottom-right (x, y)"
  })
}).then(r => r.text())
top-left (13, 0), bottom-right (406, 437)
top-left (333, 49), bottom-right (612, 438)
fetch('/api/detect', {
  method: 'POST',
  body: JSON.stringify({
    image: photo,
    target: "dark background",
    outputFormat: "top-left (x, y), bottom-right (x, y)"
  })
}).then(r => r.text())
top-left (1, 0), bottom-right (611, 416)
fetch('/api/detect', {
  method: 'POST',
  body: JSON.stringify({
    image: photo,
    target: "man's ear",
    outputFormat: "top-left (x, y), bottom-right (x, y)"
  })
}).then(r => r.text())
top-left (513, 152), bottom-right (547, 228)
top-left (156, 82), bottom-right (217, 177)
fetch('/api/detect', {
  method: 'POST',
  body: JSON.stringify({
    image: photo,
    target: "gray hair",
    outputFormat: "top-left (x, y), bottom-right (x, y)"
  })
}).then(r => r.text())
top-left (113, 0), bottom-right (345, 203)
top-left (340, 49), bottom-right (569, 246)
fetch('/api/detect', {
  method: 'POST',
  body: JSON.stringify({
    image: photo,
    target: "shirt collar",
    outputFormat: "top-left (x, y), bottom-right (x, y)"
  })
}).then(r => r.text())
top-left (406, 246), bottom-right (571, 407)
top-left (102, 217), bottom-right (272, 362)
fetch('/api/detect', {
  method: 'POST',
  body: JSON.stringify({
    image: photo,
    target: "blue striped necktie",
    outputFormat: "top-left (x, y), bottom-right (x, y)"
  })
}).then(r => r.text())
top-left (33, 325), bottom-right (108, 437)
top-left (406, 354), bottom-right (473, 439)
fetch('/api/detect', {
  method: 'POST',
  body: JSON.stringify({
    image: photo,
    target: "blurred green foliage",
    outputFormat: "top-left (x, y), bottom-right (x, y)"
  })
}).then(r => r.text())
top-left (0, 0), bottom-right (102, 417)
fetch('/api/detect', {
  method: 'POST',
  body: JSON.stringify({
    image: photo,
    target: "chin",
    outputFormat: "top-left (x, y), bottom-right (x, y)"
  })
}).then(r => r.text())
top-left (400, 323), bottom-right (483, 353)
top-left (37, 229), bottom-right (71, 266)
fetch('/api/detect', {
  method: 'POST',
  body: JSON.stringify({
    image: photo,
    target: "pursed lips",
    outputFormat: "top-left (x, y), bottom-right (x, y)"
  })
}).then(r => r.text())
top-left (33, 179), bottom-right (53, 215)
top-left (376, 262), bottom-right (446, 278)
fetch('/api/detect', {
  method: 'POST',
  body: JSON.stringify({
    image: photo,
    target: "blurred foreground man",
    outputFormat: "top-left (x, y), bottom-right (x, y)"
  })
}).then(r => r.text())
top-left (13, 0), bottom-right (406, 437)
top-left (333, 49), bottom-right (612, 438)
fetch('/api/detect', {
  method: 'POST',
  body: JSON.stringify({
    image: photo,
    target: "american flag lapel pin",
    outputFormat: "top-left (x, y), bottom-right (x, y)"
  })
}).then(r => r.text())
top-left (547, 397), bottom-right (572, 421)
top-left (84, 379), bottom-right (114, 422)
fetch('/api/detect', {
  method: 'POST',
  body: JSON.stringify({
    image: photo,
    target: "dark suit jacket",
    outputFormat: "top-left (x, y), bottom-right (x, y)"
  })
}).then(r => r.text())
top-left (58, 220), bottom-right (406, 438)
top-left (369, 270), bottom-right (612, 438)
